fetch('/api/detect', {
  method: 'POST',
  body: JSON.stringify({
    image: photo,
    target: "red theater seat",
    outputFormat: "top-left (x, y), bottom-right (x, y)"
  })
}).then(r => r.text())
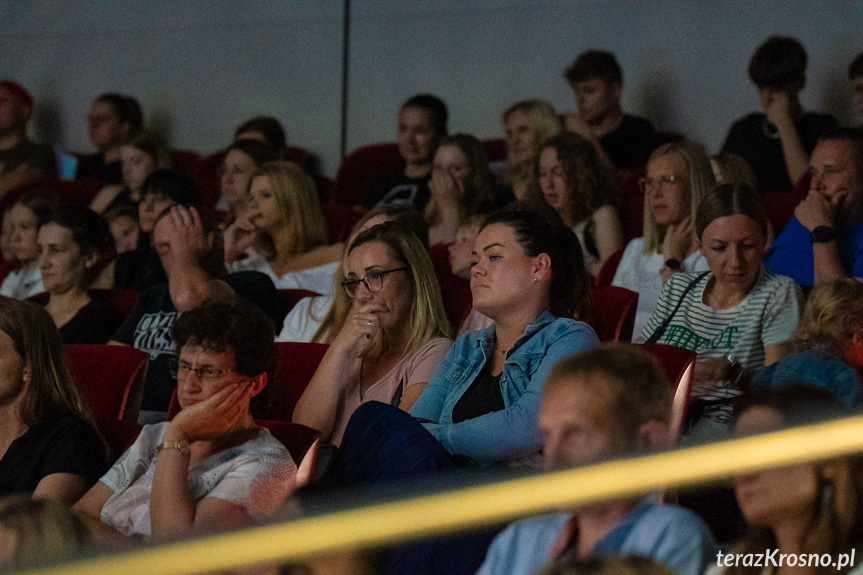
top-left (641, 343), bottom-right (696, 439)
top-left (332, 143), bottom-right (402, 206)
top-left (590, 285), bottom-right (638, 343)
top-left (321, 203), bottom-right (366, 244)
top-left (65, 344), bottom-right (149, 422)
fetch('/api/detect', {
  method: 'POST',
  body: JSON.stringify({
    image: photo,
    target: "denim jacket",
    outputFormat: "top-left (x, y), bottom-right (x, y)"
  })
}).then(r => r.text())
top-left (409, 310), bottom-right (599, 466)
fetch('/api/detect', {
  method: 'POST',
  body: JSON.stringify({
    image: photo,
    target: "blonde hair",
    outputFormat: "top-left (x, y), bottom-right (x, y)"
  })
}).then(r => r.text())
top-left (793, 279), bottom-right (863, 354)
top-left (710, 151), bottom-right (758, 190)
top-left (502, 99), bottom-right (562, 202)
top-left (0, 494), bottom-right (90, 570)
top-left (252, 161), bottom-right (328, 258)
top-left (346, 222), bottom-right (451, 360)
top-left (643, 141), bottom-right (716, 254)
top-left (127, 129), bottom-right (172, 171)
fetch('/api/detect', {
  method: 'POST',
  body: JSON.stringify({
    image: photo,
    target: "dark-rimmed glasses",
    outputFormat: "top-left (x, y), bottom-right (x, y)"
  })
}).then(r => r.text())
top-left (168, 358), bottom-right (237, 382)
top-left (341, 267), bottom-right (407, 298)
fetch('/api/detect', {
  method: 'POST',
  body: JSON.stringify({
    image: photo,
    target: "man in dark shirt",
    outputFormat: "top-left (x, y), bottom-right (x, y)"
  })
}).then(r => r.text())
top-left (76, 92), bottom-right (142, 185)
top-left (0, 80), bottom-right (56, 199)
top-left (363, 93), bottom-right (447, 210)
top-left (722, 36), bottom-right (838, 193)
top-left (563, 50), bottom-right (658, 170)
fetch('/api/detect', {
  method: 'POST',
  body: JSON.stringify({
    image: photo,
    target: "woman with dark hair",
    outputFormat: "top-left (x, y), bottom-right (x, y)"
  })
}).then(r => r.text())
top-left (293, 222), bottom-right (451, 445)
top-left (641, 183), bottom-right (803, 435)
top-left (425, 133), bottom-right (495, 246)
top-left (0, 192), bottom-right (57, 299)
top-left (0, 298), bottom-right (107, 505)
top-left (538, 131), bottom-right (624, 275)
top-left (216, 139), bottom-right (279, 223)
top-left (37, 206), bottom-right (116, 343)
top-left (77, 93), bottom-right (143, 186)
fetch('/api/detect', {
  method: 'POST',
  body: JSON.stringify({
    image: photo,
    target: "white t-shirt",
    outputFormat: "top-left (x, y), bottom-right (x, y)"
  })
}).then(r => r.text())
top-left (227, 249), bottom-right (339, 295)
top-left (99, 422), bottom-right (296, 539)
top-left (0, 267), bottom-right (43, 300)
top-left (572, 219), bottom-right (599, 271)
top-left (611, 237), bottom-right (708, 342)
top-left (277, 295), bottom-right (334, 342)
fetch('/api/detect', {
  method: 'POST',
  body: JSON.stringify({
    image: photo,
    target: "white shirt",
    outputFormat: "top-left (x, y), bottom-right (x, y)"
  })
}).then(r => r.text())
top-left (277, 295), bottom-right (334, 342)
top-left (0, 267), bottom-right (43, 300)
top-left (227, 249), bottom-right (340, 295)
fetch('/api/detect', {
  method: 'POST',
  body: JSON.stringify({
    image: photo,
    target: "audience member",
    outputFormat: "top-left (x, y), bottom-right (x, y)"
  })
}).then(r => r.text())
top-left (363, 94), bottom-right (448, 209)
top-left (113, 170), bottom-right (197, 290)
top-left (225, 161), bottom-right (340, 293)
top-left (74, 298), bottom-right (295, 545)
top-left (752, 279), bottom-right (863, 410)
top-left (722, 36), bottom-right (838, 192)
top-left (477, 344), bottom-right (717, 575)
top-left (104, 204), bottom-right (139, 255)
top-left (234, 115), bottom-right (288, 157)
top-left (499, 99), bottom-right (562, 202)
top-left (0, 297), bottom-right (108, 505)
top-left (278, 204), bottom-right (428, 344)
top-left (612, 142), bottom-right (715, 340)
top-left (425, 133), bottom-right (495, 246)
top-left (89, 130), bottom-right (171, 214)
top-left (216, 138), bottom-right (279, 222)
top-left (716, 386), bottom-right (863, 575)
top-left (0, 191), bottom-right (57, 299)
top-left (710, 152), bottom-right (758, 190)
top-left (76, 93), bottom-right (143, 186)
top-left (293, 222), bottom-right (452, 445)
top-left (540, 555), bottom-right (675, 575)
top-left (0, 208), bottom-right (12, 262)
top-left (37, 205), bottom-right (116, 343)
top-left (0, 495), bottom-right (91, 571)
top-left (448, 214), bottom-right (494, 334)
top-left (849, 51), bottom-right (863, 123)
top-left (642, 183), bottom-right (803, 435)
top-left (763, 128), bottom-right (863, 285)
top-left (538, 131), bottom-right (624, 274)
top-left (0, 80), bottom-right (56, 198)
top-left (563, 50), bottom-right (659, 170)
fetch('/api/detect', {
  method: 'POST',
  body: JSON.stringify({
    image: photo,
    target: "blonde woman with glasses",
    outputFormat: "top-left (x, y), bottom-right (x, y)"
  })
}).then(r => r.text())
top-left (293, 222), bottom-right (451, 445)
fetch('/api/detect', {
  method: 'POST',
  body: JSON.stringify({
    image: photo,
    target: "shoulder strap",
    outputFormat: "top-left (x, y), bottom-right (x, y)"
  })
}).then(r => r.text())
top-left (645, 271), bottom-right (710, 345)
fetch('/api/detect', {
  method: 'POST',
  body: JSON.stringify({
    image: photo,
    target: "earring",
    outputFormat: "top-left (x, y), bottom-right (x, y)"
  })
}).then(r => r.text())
top-left (533, 277), bottom-right (538, 283)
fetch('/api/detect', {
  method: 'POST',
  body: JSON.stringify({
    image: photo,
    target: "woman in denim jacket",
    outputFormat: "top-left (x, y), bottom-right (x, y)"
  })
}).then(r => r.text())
top-left (409, 210), bottom-right (599, 466)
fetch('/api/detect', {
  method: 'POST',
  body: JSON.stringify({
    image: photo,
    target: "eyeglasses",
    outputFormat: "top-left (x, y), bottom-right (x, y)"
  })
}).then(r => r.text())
top-left (169, 358), bottom-right (237, 382)
top-left (341, 267), bottom-right (407, 298)
top-left (639, 175), bottom-right (680, 194)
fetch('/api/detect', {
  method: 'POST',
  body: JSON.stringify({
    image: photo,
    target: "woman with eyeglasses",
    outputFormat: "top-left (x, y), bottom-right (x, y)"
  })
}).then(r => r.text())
top-left (611, 142), bottom-right (716, 341)
top-left (292, 221), bottom-right (452, 445)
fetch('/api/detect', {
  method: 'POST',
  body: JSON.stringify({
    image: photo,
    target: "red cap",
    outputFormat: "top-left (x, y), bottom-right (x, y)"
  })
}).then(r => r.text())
top-left (0, 80), bottom-right (34, 117)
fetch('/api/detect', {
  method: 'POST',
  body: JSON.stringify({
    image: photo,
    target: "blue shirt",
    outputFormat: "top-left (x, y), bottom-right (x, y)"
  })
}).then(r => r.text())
top-left (476, 500), bottom-right (719, 575)
top-left (409, 311), bottom-right (599, 466)
top-left (763, 216), bottom-right (863, 285)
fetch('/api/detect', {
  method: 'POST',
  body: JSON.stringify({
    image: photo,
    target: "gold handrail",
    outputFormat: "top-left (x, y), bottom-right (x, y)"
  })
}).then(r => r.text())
top-left (17, 414), bottom-right (863, 575)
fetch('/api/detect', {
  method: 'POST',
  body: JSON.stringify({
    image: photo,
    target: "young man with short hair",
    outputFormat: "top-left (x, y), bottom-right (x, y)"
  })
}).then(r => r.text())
top-left (563, 50), bottom-right (658, 170)
top-left (363, 93), bottom-right (447, 209)
top-left (722, 36), bottom-right (838, 192)
top-left (477, 344), bottom-right (717, 575)
top-left (0, 80), bottom-right (56, 198)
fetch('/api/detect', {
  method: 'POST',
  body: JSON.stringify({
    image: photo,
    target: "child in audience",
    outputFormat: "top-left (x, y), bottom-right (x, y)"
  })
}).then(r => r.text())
top-left (425, 134), bottom-right (495, 246)
top-left (612, 142), bottom-right (715, 340)
top-left (641, 183), bottom-right (803, 435)
top-left (293, 222), bottom-right (452, 445)
top-left (216, 138), bottom-right (279, 223)
top-left (0, 495), bottom-right (91, 570)
top-left (0, 191), bottom-right (57, 299)
top-left (538, 131), bottom-right (624, 275)
top-left (448, 214), bottom-right (493, 334)
top-left (499, 99), bottom-right (562, 202)
top-left (225, 161), bottom-right (341, 294)
top-left (105, 204), bottom-right (139, 255)
top-left (0, 298), bottom-right (108, 505)
top-left (38, 205), bottom-right (117, 343)
top-left (715, 386), bottom-right (863, 575)
top-left (89, 130), bottom-right (171, 214)
top-left (75, 299), bottom-right (295, 546)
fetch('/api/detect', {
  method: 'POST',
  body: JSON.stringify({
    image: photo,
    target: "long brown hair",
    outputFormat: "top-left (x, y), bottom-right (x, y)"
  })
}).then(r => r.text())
top-left (425, 134), bottom-right (495, 228)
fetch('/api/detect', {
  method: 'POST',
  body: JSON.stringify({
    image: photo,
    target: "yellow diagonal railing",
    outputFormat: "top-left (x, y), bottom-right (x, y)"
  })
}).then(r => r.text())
top-left (16, 414), bottom-right (863, 575)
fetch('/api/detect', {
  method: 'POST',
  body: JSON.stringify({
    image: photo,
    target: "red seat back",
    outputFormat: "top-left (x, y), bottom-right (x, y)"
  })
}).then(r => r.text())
top-left (274, 289), bottom-right (321, 327)
top-left (89, 289), bottom-right (140, 327)
top-left (65, 344), bottom-right (149, 422)
top-left (641, 343), bottom-right (696, 439)
top-left (321, 203), bottom-right (366, 244)
top-left (483, 138), bottom-right (507, 163)
top-left (256, 420), bottom-right (321, 471)
top-left (169, 149), bottom-right (202, 184)
top-left (429, 244), bottom-right (473, 332)
top-left (595, 247), bottom-right (625, 286)
top-left (95, 418), bottom-right (142, 460)
top-left (590, 285), bottom-right (638, 342)
top-left (332, 143), bottom-right (402, 206)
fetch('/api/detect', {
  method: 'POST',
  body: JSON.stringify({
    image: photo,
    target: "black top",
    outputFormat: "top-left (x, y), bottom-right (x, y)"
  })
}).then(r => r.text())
top-left (114, 233), bottom-right (166, 291)
top-left (0, 415), bottom-right (107, 497)
top-left (0, 138), bottom-right (56, 178)
top-left (722, 112), bottom-right (839, 192)
top-left (598, 115), bottom-right (659, 170)
top-left (363, 170), bottom-right (432, 210)
top-left (111, 272), bottom-right (277, 412)
top-left (56, 299), bottom-right (118, 344)
top-left (75, 153), bottom-right (123, 186)
top-left (452, 366), bottom-right (505, 423)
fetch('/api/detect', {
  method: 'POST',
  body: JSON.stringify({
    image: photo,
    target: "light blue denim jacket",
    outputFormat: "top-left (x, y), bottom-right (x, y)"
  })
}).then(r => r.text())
top-left (409, 310), bottom-right (599, 466)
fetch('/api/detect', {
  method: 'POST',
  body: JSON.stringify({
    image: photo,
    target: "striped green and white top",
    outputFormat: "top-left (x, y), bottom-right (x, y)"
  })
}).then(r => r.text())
top-left (641, 268), bottom-right (803, 428)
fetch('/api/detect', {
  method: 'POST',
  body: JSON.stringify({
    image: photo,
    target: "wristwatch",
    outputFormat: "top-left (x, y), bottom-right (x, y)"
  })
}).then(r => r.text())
top-left (810, 225), bottom-right (837, 244)
top-left (664, 258), bottom-right (682, 270)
